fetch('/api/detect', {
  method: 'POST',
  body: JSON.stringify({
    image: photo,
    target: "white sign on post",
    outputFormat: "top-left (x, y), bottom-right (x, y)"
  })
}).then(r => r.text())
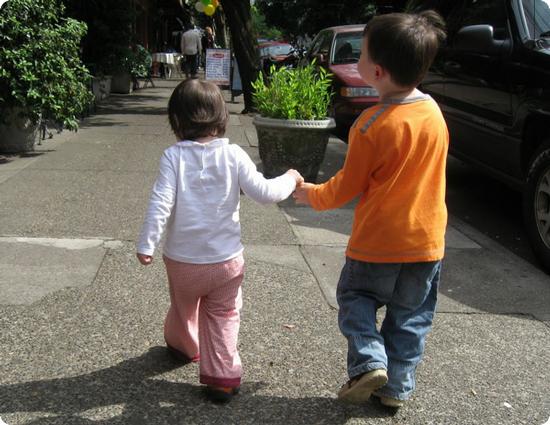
top-left (205, 48), bottom-right (231, 86)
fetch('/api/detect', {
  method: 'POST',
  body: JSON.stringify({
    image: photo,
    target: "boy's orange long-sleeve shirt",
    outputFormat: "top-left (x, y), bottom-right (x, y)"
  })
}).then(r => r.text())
top-left (308, 95), bottom-right (449, 263)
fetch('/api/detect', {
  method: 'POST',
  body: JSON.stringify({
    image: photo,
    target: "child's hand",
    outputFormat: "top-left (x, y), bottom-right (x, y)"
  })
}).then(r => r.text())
top-left (137, 253), bottom-right (153, 265)
top-left (285, 169), bottom-right (304, 186)
top-left (293, 182), bottom-right (314, 205)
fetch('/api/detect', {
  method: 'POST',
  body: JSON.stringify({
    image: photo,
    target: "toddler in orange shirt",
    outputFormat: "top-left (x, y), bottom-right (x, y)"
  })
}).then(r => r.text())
top-left (294, 11), bottom-right (448, 408)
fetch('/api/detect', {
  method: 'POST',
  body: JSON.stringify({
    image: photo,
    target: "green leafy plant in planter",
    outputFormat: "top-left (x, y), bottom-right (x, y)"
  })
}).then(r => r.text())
top-left (105, 45), bottom-right (152, 93)
top-left (252, 62), bottom-right (335, 182)
top-left (0, 0), bottom-right (94, 153)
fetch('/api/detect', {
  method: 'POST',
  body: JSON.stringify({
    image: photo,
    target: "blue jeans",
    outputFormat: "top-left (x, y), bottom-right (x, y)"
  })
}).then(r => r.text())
top-left (336, 257), bottom-right (441, 400)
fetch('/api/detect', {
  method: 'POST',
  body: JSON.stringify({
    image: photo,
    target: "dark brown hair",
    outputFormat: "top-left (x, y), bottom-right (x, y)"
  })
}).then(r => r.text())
top-left (168, 79), bottom-right (228, 140)
top-left (363, 10), bottom-right (446, 87)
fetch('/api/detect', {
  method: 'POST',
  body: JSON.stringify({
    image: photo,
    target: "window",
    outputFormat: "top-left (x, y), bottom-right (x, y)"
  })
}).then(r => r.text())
top-left (447, 0), bottom-right (510, 41)
top-left (521, 0), bottom-right (550, 39)
top-left (332, 32), bottom-right (363, 64)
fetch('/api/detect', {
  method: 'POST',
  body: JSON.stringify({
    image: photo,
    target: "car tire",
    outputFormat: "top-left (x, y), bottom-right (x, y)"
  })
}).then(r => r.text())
top-left (523, 141), bottom-right (550, 271)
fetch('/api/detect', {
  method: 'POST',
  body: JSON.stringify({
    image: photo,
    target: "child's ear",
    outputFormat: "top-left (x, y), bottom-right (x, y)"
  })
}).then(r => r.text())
top-left (374, 64), bottom-right (383, 80)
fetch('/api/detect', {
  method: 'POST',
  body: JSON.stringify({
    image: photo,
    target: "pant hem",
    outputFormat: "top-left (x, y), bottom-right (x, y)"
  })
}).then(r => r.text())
top-left (348, 362), bottom-right (386, 379)
top-left (200, 374), bottom-right (241, 387)
top-left (373, 389), bottom-right (411, 401)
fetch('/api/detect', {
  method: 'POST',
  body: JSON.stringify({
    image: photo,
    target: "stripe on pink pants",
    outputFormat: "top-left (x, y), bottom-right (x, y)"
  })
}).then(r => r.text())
top-left (163, 254), bottom-right (244, 388)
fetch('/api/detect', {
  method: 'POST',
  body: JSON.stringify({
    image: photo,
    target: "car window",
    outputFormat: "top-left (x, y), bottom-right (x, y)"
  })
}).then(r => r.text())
top-left (444, 0), bottom-right (509, 41)
top-left (319, 32), bottom-right (333, 56)
top-left (262, 44), bottom-right (292, 56)
top-left (521, 0), bottom-right (550, 39)
top-left (308, 32), bottom-right (326, 57)
top-left (331, 32), bottom-right (363, 64)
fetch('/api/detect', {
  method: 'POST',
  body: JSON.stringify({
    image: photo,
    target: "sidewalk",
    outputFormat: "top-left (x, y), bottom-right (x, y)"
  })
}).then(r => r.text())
top-left (0, 79), bottom-right (548, 425)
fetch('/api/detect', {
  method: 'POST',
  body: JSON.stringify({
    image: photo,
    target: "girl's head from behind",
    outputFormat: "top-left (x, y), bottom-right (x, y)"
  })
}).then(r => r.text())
top-left (168, 79), bottom-right (228, 141)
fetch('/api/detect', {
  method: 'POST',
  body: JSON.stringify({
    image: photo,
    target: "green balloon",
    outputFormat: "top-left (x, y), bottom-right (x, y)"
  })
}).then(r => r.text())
top-left (201, 0), bottom-right (211, 5)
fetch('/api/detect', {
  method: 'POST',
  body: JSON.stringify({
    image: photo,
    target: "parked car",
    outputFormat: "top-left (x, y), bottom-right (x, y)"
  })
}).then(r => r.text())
top-left (258, 41), bottom-right (298, 75)
top-left (408, 0), bottom-right (550, 269)
top-left (300, 24), bottom-right (379, 138)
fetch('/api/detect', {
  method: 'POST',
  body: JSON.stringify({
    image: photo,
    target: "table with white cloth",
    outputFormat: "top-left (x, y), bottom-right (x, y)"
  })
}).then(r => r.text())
top-left (151, 53), bottom-right (182, 78)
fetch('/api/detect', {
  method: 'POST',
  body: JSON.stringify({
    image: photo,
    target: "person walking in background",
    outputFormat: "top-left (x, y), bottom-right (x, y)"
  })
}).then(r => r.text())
top-left (136, 79), bottom-right (303, 403)
top-left (294, 11), bottom-right (447, 409)
top-left (201, 26), bottom-right (215, 68)
top-left (180, 24), bottom-right (202, 78)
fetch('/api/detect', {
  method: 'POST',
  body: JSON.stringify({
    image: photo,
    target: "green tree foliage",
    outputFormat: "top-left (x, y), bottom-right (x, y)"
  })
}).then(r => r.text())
top-left (256, 0), bottom-right (377, 37)
top-left (0, 0), bottom-right (93, 130)
top-left (251, 5), bottom-right (282, 41)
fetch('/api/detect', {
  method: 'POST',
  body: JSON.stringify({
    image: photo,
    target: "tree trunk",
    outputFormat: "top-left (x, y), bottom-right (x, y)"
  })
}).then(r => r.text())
top-left (219, 0), bottom-right (259, 112)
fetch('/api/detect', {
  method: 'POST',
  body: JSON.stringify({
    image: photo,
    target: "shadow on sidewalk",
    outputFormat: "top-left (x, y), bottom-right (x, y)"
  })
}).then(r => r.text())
top-left (0, 347), bottom-right (393, 424)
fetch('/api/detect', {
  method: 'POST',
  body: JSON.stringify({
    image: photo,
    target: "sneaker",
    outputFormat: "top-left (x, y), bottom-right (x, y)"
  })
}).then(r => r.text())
top-left (205, 385), bottom-right (240, 403)
top-left (337, 369), bottom-right (388, 404)
top-left (372, 392), bottom-right (405, 408)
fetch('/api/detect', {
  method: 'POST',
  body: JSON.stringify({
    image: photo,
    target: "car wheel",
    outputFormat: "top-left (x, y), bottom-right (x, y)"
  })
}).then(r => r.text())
top-left (523, 141), bottom-right (550, 271)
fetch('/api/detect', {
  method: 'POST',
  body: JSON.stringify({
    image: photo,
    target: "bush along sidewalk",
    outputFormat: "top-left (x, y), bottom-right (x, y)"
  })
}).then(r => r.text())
top-left (0, 0), bottom-right (93, 153)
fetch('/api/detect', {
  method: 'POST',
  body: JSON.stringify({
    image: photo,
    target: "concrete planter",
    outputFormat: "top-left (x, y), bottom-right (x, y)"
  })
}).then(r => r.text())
top-left (253, 116), bottom-right (336, 182)
top-left (111, 72), bottom-right (133, 94)
top-left (0, 108), bottom-right (39, 154)
top-left (91, 75), bottom-right (112, 102)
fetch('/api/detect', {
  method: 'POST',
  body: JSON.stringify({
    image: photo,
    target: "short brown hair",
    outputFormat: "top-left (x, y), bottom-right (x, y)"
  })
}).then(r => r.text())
top-left (168, 79), bottom-right (228, 140)
top-left (363, 11), bottom-right (446, 87)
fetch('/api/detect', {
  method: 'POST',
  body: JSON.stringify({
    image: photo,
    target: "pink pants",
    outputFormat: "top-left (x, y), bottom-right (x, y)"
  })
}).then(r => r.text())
top-left (163, 254), bottom-right (244, 388)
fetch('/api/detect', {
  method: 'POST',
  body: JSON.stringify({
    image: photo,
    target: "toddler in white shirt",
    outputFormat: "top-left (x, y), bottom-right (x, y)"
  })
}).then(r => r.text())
top-left (137, 78), bottom-right (302, 403)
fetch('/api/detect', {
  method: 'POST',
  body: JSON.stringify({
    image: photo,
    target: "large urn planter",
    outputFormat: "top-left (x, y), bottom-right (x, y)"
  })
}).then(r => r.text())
top-left (111, 72), bottom-right (133, 94)
top-left (91, 75), bottom-right (112, 102)
top-left (253, 116), bottom-right (336, 183)
top-left (0, 108), bottom-right (39, 154)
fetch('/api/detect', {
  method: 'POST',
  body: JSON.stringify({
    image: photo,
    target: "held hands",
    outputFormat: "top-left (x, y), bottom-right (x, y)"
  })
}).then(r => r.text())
top-left (284, 168), bottom-right (314, 205)
top-left (293, 182), bottom-right (314, 205)
top-left (136, 253), bottom-right (153, 265)
top-left (285, 169), bottom-right (304, 186)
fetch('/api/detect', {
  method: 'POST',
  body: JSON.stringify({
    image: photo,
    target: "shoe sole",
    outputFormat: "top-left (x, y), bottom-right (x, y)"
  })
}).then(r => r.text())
top-left (338, 370), bottom-right (388, 404)
top-left (379, 396), bottom-right (404, 408)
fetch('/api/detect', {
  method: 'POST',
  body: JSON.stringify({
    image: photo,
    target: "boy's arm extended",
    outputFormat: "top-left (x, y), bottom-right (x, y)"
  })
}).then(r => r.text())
top-left (136, 150), bottom-right (177, 256)
top-left (308, 125), bottom-right (376, 210)
top-left (236, 146), bottom-right (298, 204)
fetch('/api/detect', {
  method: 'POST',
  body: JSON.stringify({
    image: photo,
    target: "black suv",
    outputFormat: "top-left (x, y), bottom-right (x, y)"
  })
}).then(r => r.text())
top-left (407, 0), bottom-right (550, 269)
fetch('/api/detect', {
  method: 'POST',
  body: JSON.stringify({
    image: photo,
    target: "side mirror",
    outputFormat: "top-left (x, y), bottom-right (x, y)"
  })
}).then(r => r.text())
top-left (454, 24), bottom-right (508, 55)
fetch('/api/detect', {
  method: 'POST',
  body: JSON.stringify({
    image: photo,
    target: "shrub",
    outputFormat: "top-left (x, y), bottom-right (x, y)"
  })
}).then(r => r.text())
top-left (0, 0), bottom-right (93, 130)
top-left (252, 62), bottom-right (333, 120)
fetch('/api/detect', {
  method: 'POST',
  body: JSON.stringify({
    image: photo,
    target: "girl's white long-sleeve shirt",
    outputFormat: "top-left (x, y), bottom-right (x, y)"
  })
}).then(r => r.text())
top-left (137, 138), bottom-right (296, 264)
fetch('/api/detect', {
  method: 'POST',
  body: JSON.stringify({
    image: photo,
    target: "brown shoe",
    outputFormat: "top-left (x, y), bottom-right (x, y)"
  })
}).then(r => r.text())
top-left (337, 369), bottom-right (388, 404)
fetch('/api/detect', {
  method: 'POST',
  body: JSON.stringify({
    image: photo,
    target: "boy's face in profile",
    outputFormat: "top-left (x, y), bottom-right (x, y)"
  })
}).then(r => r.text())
top-left (357, 36), bottom-right (376, 87)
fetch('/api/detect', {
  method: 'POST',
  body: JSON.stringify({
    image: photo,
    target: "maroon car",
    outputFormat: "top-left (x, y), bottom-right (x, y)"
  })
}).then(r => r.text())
top-left (301, 24), bottom-right (379, 138)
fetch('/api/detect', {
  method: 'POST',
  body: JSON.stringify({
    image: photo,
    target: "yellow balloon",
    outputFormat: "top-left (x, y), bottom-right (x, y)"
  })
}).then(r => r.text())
top-left (204, 4), bottom-right (215, 15)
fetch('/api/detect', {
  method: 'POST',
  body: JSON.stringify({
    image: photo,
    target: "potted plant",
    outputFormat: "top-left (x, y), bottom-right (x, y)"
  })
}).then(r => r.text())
top-left (0, 0), bottom-right (94, 153)
top-left (252, 62), bottom-right (335, 182)
top-left (107, 45), bottom-right (152, 94)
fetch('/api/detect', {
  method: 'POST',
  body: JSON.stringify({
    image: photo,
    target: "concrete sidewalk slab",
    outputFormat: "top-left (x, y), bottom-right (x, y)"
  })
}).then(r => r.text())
top-left (1, 79), bottom-right (549, 425)
top-left (0, 237), bottom-right (109, 305)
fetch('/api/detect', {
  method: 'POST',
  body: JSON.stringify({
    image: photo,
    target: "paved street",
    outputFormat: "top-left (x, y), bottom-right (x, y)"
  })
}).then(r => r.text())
top-left (0, 79), bottom-right (549, 425)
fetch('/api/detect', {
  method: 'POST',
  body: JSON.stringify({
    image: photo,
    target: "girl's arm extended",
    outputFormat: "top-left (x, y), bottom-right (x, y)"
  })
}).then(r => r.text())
top-left (236, 146), bottom-right (300, 204)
